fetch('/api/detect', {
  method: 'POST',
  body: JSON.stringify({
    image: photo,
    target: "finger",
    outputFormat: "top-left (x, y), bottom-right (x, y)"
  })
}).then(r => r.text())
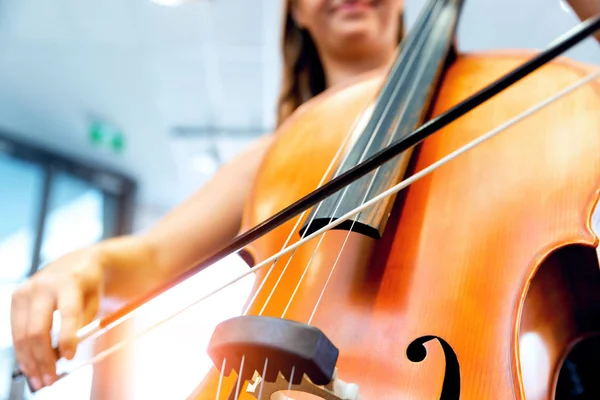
top-left (10, 283), bottom-right (42, 389)
top-left (82, 290), bottom-right (100, 325)
top-left (26, 290), bottom-right (58, 387)
top-left (57, 283), bottom-right (83, 360)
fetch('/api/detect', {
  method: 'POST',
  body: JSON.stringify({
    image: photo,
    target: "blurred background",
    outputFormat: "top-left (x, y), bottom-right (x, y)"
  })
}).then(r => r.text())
top-left (0, 0), bottom-right (598, 399)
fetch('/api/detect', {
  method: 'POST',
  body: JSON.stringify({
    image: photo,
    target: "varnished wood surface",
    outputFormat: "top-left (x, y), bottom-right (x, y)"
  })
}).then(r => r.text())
top-left (187, 51), bottom-right (600, 399)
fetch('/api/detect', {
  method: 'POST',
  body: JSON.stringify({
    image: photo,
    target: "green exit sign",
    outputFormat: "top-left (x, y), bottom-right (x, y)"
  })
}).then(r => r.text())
top-left (89, 121), bottom-right (125, 153)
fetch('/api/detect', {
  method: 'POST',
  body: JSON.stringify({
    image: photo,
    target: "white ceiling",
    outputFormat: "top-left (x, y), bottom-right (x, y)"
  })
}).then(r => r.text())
top-left (0, 0), bottom-right (282, 208)
top-left (0, 0), bottom-right (597, 210)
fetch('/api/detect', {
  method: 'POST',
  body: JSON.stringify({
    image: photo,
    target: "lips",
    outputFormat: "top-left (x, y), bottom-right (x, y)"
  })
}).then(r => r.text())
top-left (331, 0), bottom-right (377, 13)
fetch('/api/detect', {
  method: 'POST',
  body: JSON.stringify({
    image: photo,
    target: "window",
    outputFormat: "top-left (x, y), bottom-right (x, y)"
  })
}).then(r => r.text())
top-left (39, 172), bottom-right (107, 268)
top-left (0, 154), bottom-right (44, 283)
top-left (0, 154), bottom-right (45, 399)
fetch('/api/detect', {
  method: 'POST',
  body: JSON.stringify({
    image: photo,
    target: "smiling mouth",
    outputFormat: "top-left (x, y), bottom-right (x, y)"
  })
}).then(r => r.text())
top-left (331, 0), bottom-right (378, 13)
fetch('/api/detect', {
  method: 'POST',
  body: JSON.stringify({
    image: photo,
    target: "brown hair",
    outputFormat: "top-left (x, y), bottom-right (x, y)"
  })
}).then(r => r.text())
top-left (276, 1), bottom-right (405, 127)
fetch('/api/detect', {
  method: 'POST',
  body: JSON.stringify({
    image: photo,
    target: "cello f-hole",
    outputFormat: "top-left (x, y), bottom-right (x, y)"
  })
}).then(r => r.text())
top-left (407, 336), bottom-right (461, 400)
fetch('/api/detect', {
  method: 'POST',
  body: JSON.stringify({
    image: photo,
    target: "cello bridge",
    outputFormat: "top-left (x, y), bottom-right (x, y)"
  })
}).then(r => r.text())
top-left (245, 368), bottom-right (361, 400)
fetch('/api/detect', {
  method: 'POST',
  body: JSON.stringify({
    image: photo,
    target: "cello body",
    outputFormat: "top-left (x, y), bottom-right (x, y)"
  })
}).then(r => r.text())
top-left (189, 51), bottom-right (600, 399)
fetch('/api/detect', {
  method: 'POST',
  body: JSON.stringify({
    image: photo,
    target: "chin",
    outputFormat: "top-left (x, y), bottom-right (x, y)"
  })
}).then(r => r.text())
top-left (336, 27), bottom-right (379, 47)
top-left (334, 22), bottom-right (376, 39)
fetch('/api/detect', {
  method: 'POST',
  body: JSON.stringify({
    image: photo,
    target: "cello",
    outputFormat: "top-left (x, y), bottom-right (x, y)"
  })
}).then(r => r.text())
top-left (12, 0), bottom-right (600, 398)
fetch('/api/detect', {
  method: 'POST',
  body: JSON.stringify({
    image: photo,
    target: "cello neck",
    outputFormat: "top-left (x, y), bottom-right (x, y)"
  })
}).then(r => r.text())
top-left (300, 0), bottom-right (466, 239)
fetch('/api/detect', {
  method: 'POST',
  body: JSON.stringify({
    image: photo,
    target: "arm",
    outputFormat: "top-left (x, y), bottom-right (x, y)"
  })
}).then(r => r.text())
top-left (100, 132), bottom-right (275, 299)
top-left (567, 0), bottom-right (600, 41)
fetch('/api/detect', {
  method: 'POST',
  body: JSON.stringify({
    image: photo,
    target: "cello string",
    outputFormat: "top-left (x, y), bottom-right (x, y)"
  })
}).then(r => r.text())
top-left (307, 221), bottom-right (353, 325)
top-left (281, 1), bottom-right (450, 319)
top-left (233, 355), bottom-right (245, 399)
top-left (47, 70), bottom-right (599, 383)
top-left (215, 357), bottom-right (226, 400)
top-left (257, 357), bottom-right (269, 400)
top-left (256, 0), bottom-right (443, 318)
top-left (287, 366), bottom-right (296, 394)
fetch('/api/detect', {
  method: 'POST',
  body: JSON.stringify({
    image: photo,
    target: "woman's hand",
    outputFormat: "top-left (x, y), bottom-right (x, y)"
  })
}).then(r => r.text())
top-left (10, 247), bottom-right (105, 391)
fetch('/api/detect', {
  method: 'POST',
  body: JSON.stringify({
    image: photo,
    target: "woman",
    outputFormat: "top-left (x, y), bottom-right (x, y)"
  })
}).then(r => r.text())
top-left (9, 0), bottom-right (598, 392)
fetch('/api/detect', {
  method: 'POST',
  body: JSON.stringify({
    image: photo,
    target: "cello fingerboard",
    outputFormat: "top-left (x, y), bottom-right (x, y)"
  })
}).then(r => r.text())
top-left (300, 0), bottom-right (464, 240)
